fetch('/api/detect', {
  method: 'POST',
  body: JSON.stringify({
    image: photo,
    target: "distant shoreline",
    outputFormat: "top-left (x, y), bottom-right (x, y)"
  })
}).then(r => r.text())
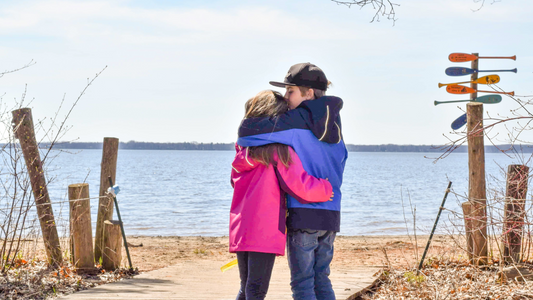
top-left (42, 141), bottom-right (533, 153)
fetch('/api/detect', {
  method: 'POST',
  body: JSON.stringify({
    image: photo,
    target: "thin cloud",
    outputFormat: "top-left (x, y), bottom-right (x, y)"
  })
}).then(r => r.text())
top-left (0, 0), bottom-right (367, 44)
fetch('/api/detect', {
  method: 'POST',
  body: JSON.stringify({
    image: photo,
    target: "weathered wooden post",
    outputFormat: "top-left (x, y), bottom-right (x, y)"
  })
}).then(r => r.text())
top-left (69, 183), bottom-right (96, 273)
top-left (462, 202), bottom-right (474, 259)
top-left (102, 220), bottom-right (123, 271)
top-left (94, 137), bottom-right (119, 263)
top-left (465, 101), bottom-right (488, 264)
top-left (462, 55), bottom-right (479, 263)
top-left (502, 164), bottom-right (529, 263)
top-left (11, 108), bottom-right (62, 267)
top-left (470, 53), bottom-right (478, 104)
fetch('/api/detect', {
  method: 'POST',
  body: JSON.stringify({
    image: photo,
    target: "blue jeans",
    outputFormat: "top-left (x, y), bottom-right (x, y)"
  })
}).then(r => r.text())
top-left (287, 229), bottom-right (336, 300)
top-left (236, 251), bottom-right (276, 300)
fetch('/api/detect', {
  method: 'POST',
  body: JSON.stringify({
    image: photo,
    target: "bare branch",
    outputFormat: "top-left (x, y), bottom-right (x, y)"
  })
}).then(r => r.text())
top-left (472, 0), bottom-right (502, 12)
top-left (330, 0), bottom-right (399, 23)
top-left (0, 60), bottom-right (36, 79)
top-left (41, 66), bottom-right (108, 163)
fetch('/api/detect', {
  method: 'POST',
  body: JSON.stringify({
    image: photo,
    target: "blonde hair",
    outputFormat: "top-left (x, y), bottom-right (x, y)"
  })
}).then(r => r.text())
top-left (244, 90), bottom-right (291, 167)
top-left (245, 90), bottom-right (288, 118)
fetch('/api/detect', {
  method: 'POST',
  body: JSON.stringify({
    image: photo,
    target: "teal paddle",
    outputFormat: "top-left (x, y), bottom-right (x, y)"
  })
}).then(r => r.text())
top-left (434, 94), bottom-right (502, 106)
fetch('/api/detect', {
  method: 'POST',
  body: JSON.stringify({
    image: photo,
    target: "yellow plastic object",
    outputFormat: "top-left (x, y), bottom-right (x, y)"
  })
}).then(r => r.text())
top-left (221, 259), bottom-right (238, 272)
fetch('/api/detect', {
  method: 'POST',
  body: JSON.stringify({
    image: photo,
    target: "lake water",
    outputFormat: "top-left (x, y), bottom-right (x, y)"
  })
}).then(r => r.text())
top-left (17, 149), bottom-right (532, 236)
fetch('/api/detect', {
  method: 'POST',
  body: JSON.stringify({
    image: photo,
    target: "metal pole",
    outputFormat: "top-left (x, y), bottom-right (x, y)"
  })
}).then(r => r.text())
top-left (108, 176), bottom-right (133, 270)
top-left (418, 181), bottom-right (452, 273)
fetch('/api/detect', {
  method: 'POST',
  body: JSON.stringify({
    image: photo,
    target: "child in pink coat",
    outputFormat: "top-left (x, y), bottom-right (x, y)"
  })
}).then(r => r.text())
top-left (230, 90), bottom-right (333, 300)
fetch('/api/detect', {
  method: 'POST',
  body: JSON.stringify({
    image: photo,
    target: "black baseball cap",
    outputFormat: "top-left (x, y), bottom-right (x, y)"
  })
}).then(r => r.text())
top-left (269, 63), bottom-right (328, 91)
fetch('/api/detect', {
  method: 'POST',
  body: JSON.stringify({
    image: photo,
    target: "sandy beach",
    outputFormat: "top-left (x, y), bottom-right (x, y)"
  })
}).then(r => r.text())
top-left (12, 232), bottom-right (509, 299)
top-left (119, 234), bottom-right (458, 272)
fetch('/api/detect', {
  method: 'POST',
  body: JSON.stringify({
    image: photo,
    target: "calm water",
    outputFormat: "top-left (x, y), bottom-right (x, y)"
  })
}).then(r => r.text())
top-left (24, 150), bottom-right (528, 236)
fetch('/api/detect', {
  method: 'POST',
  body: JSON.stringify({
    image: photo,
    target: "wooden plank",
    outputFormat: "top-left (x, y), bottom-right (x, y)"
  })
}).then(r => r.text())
top-left (57, 259), bottom-right (380, 299)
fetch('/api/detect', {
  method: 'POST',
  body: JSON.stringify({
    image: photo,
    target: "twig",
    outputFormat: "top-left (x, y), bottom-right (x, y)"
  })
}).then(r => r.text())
top-left (330, 0), bottom-right (399, 23)
top-left (0, 60), bottom-right (36, 79)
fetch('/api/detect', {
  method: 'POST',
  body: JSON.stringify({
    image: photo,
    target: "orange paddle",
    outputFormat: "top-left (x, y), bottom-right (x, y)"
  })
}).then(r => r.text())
top-left (446, 84), bottom-right (514, 96)
top-left (449, 53), bottom-right (516, 62)
top-left (438, 74), bottom-right (500, 88)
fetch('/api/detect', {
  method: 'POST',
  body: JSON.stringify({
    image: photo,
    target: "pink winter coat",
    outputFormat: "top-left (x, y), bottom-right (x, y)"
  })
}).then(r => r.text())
top-left (229, 144), bottom-right (333, 256)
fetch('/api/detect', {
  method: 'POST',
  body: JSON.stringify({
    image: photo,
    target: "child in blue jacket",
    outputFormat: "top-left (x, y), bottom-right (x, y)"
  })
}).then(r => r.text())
top-left (237, 63), bottom-right (347, 300)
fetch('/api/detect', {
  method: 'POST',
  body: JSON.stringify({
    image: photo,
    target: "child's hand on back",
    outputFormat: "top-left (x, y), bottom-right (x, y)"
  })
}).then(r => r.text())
top-left (325, 178), bottom-right (333, 201)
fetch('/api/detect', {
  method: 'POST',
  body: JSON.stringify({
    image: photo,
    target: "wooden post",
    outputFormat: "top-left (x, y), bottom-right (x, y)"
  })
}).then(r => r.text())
top-left (466, 102), bottom-right (488, 264)
top-left (462, 202), bottom-right (474, 262)
top-left (503, 164), bottom-right (529, 263)
top-left (69, 183), bottom-right (96, 273)
top-left (94, 137), bottom-right (119, 263)
top-left (460, 54), bottom-right (480, 263)
top-left (463, 54), bottom-right (478, 263)
top-left (470, 53), bottom-right (478, 102)
top-left (11, 108), bottom-right (62, 267)
top-left (102, 220), bottom-right (123, 271)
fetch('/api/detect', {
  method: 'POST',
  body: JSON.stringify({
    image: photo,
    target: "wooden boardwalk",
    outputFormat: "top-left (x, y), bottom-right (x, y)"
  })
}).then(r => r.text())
top-left (58, 258), bottom-right (380, 300)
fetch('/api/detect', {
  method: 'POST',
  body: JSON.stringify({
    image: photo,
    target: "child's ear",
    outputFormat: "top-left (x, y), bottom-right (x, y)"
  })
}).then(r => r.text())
top-left (306, 88), bottom-right (315, 100)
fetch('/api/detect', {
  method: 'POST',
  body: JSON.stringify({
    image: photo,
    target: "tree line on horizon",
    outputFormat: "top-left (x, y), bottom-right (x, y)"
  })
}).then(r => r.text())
top-left (36, 141), bottom-right (533, 153)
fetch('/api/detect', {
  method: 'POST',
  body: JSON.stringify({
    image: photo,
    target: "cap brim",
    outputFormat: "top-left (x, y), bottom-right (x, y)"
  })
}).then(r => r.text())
top-left (269, 81), bottom-right (296, 88)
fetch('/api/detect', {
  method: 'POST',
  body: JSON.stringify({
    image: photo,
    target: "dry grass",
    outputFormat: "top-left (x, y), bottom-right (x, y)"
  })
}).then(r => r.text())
top-left (0, 237), bottom-right (138, 300)
top-left (0, 256), bottom-right (137, 300)
top-left (366, 260), bottom-right (533, 299)
top-left (358, 234), bottom-right (533, 299)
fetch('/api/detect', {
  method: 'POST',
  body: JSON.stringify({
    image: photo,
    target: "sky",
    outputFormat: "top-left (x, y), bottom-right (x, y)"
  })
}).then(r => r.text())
top-left (0, 0), bottom-right (532, 145)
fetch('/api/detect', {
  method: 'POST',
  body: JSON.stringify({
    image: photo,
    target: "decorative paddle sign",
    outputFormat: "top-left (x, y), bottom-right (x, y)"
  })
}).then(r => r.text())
top-left (434, 95), bottom-right (502, 106)
top-left (446, 84), bottom-right (514, 96)
top-left (449, 53), bottom-right (516, 62)
top-left (436, 52), bottom-right (516, 131)
top-left (445, 67), bottom-right (517, 76)
top-left (438, 75), bottom-right (500, 88)
top-left (451, 113), bottom-right (467, 130)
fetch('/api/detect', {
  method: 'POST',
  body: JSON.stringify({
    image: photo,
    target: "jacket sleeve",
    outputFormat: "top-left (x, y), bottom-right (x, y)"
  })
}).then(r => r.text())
top-left (238, 109), bottom-right (309, 139)
top-left (274, 147), bottom-right (332, 204)
top-left (237, 129), bottom-right (294, 148)
top-left (238, 96), bottom-right (343, 145)
top-left (299, 97), bottom-right (343, 144)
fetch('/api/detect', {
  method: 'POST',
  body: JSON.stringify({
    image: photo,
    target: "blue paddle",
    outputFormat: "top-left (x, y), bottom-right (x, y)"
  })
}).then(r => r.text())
top-left (451, 113), bottom-right (467, 130)
top-left (445, 67), bottom-right (517, 76)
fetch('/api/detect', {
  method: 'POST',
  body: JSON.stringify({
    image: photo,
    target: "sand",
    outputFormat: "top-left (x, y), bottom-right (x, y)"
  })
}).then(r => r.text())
top-left (7, 234), bottom-right (461, 299)
top-left (123, 234), bottom-right (458, 272)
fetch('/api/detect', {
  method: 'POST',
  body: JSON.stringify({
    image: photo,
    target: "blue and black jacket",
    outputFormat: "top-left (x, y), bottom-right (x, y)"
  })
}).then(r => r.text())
top-left (237, 96), bottom-right (348, 232)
